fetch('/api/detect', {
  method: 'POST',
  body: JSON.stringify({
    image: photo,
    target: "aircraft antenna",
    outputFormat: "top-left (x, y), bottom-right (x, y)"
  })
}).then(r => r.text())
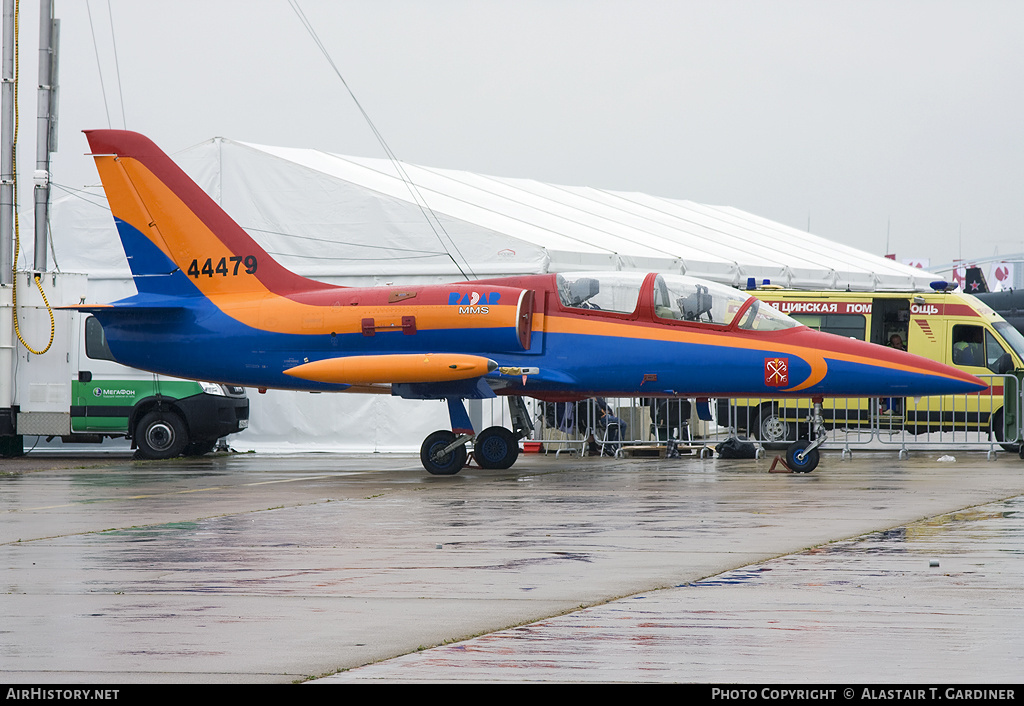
top-left (105, 0), bottom-right (128, 130)
top-left (84, 2), bottom-right (111, 128)
top-left (288, 1), bottom-right (476, 280)
top-left (85, 0), bottom-right (127, 129)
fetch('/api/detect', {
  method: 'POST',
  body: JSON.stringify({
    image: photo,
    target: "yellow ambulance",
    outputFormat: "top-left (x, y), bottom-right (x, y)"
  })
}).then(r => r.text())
top-left (725, 285), bottom-right (1024, 448)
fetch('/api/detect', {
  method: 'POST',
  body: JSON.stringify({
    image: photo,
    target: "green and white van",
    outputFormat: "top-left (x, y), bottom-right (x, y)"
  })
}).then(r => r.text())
top-left (71, 316), bottom-right (249, 458)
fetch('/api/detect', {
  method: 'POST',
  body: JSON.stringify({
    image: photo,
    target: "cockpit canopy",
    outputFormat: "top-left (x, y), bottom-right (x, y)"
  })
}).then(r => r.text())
top-left (555, 272), bottom-right (800, 331)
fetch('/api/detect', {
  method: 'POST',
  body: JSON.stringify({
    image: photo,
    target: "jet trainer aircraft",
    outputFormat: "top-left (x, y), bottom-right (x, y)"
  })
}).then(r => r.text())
top-left (75, 130), bottom-right (985, 473)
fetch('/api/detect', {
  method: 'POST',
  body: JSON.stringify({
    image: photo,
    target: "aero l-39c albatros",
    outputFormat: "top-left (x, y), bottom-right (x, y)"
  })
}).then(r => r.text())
top-left (73, 130), bottom-right (984, 474)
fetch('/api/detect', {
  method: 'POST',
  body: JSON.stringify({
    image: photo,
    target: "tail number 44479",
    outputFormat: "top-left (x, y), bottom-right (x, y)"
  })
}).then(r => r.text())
top-left (187, 255), bottom-right (258, 278)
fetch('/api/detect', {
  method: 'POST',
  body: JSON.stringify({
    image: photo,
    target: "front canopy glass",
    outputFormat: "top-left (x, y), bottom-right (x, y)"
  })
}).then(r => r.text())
top-left (556, 272), bottom-right (647, 314)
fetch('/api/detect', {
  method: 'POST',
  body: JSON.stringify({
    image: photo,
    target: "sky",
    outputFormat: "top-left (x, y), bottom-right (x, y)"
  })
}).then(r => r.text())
top-left (12, 0), bottom-right (1024, 273)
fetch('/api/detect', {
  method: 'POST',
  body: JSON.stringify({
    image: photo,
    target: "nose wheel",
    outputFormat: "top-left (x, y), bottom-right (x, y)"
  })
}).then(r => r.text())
top-left (782, 399), bottom-right (825, 473)
top-left (785, 439), bottom-right (820, 473)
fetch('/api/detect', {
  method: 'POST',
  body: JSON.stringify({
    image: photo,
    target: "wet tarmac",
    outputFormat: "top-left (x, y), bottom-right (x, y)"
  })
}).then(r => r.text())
top-left (1, 450), bottom-right (1022, 683)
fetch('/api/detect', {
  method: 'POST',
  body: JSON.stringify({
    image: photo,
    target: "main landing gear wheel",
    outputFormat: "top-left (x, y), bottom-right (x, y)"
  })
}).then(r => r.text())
top-left (474, 426), bottom-right (519, 470)
top-left (420, 430), bottom-right (468, 476)
top-left (785, 439), bottom-right (819, 473)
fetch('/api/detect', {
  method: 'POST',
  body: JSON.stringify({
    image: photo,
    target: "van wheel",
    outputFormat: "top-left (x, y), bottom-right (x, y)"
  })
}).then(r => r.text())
top-left (754, 404), bottom-right (795, 449)
top-left (135, 411), bottom-right (188, 460)
top-left (991, 409), bottom-right (1020, 453)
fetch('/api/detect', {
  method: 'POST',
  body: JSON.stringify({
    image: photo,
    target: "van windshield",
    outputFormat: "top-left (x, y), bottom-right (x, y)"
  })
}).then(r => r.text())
top-left (85, 316), bottom-right (116, 362)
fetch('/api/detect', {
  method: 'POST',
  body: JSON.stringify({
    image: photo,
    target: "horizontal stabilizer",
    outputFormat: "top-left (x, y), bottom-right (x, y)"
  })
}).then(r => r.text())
top-left (284, 353), bottom-right (498, 385)
top-left (56, 304), bottom-right (114, 314)
top-left (58, 303), bottom-right (187, 315)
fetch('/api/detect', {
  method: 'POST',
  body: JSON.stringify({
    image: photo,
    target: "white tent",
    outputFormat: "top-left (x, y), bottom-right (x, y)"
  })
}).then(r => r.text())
top-left (49, 137), bottom-right (939, 452)
top-left (180, 138), bottom-right (935, 290)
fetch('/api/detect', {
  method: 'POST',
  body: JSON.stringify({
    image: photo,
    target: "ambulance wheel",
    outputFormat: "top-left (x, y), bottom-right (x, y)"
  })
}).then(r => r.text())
top-left (420, 430), bottom-right (467, 475)
top-left (474, 426), bottom-right (519, 469)
top-left (991, 409), bottom-right (1020, 454)
top-left (785, 440), bottom-right (819, 473)
top-left (135, 411), bottom-right (188, 460)
top-left (754, 404), bottom-right (795, 449)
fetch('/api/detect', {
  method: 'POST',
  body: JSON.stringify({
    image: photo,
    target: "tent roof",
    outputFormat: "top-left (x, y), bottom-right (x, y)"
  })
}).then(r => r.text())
top-left (223, 138), bottom-right (936, 290)
top-left (52, 136), bottom-right (937, 291)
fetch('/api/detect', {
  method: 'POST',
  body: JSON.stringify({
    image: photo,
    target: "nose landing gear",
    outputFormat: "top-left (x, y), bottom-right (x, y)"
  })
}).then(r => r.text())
top-left (782, 399), bottom-right (826, 473)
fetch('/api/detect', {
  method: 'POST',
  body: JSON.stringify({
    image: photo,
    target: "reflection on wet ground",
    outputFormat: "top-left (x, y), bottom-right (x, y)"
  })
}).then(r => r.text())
top-left (2, 452), bottom-right (1023, 682)
top-left (325, 496), bottom-right (1024, 683)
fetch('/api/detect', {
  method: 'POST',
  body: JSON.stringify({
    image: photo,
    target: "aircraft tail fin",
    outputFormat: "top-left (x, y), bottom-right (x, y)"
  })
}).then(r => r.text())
top-left (84, 130), bottom-right (328, 298)
top-left (964, 266), bottom-right (989, 294)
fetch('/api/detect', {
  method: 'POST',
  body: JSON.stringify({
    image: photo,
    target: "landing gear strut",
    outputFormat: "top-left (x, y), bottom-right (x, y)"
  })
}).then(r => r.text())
top-left (783, 399), bottom-right (825, 473)
top-left (419, 396), bottom-right (534, 475)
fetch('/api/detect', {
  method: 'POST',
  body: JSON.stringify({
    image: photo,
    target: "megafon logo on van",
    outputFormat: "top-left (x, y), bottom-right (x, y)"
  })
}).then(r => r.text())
top-left (449, 291), bottom-right (501, 315)
top-left (93, 387), bottom-right (134, 398)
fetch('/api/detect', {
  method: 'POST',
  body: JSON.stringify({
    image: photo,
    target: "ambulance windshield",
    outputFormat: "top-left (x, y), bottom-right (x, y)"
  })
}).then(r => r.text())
top-left (994, 322), bottom-right (1024, 363)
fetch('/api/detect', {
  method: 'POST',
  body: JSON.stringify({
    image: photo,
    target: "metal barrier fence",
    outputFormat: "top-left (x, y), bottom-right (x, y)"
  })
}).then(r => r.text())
top-left (721, 373), bottom-right (1021, 460)
top-left (873, 373), bottom-right (1020, 459)
top-left (531, 397), bottom-right (728, 458)
top-left (511, 373), bottom-right (1022, 460)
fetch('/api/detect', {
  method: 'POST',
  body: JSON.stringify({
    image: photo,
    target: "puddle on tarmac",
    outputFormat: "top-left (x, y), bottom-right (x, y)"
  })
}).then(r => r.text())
top-left (680, 567), bottom-right (773, 587)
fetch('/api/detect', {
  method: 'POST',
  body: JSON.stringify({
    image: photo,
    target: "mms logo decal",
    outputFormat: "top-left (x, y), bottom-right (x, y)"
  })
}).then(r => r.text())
top-left (449, 291), bottom-right (501, 314)
top-left (448, 291), bottom-right (502, 306)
